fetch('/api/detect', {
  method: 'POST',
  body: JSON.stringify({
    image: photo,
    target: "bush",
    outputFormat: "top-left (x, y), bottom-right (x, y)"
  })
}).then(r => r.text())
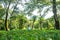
top-left (0, 30), bottom-right (60, 40)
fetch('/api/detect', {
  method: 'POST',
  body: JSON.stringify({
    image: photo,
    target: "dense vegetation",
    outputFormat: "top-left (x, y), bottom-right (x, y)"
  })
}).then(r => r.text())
top-left (0, 0), bottom-right (60, 40)
top-left (0, 0), bottom-right (60, 30)
top-left (0, 30), bottom-right (60, 40)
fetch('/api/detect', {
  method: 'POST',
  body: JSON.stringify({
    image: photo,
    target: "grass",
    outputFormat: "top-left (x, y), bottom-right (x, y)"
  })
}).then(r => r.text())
top-left (0, 30), bottom-right (60, 40)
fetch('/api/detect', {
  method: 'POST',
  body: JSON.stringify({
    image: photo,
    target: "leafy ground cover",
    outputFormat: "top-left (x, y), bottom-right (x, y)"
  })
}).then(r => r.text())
top-left (0, 30), bottom-right (60, 40)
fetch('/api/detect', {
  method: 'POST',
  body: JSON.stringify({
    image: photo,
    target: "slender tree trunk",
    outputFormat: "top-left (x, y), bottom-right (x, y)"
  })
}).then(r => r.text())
top-left (5, 7), bottom-right (9, 31)
top-left (52, 0), bottom-right (59, 29)
top-left (32, 21), bottom-right (34, 29)
top-left (19, 18), bottom-right (23, 29)
top-left (47, 21), bottom-right (49, 30)
top-left (39, 21), bottom-right (42, 30)
top-left (39, 14), bottom-right (42, 30)
top-left (5, 0), bottom-right (11, 31)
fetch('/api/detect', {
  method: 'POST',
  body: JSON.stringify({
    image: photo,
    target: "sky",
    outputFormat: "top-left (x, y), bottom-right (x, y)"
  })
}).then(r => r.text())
top-left (25, 6), bottom-right (54, 19)
top-left (2, 0), bottom-right (54, 19)
top-left (27, 6), bottom-right (54, 19)
top-left (40, 6), bottom-right (54, 19)
top-left (17, 0), bottom-right (54, 19)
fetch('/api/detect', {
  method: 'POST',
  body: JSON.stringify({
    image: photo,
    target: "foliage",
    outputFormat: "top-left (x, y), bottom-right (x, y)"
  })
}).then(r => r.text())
top-left (0, 19), bottom-right (5, 30)
top-left (10, 14), bottom-right (28, 30)
top-left (0, 0), bottom-right (60, 30)
top-left (0, 5), bottom-right (5, 19)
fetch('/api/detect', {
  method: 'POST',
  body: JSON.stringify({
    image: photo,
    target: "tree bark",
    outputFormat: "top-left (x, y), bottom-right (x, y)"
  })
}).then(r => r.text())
top-left (52, 0), bottom-right (59, 29)
top-left (5, 0), bottom-right (11, 31)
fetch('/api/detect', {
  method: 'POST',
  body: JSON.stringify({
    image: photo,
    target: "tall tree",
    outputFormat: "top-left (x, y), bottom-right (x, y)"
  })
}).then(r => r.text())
top-left (52, 0), bottom-right (59, 29)
top-left (5, 0), bottom-right (11, 31)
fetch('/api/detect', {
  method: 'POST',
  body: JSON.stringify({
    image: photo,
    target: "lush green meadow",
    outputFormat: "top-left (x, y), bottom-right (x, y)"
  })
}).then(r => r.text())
top-left (0, 30), bottom-right (60, 40)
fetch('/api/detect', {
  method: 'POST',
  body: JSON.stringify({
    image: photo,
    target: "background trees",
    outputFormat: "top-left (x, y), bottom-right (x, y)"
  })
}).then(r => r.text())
top-left (0, 0), bottom-right (60, 30)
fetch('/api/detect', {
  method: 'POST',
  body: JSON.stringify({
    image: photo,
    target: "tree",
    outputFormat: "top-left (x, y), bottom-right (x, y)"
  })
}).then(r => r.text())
top-left (9, 0), bottom-right (19, 30)
top-left (31, 15), bottom-right (37, 29)
top-left (38, 17), bottom-right (44, 30)
top-left (1, 0), bottom-right (21, 30)
top-left (5, 0), bottom-right (12, 31)
top-left (52, 0), bottom-right (59, 29)
top-left (17, 14), bottom-right (28, 29)
top-left (0, 4), bottom-right (5, 30)
top-left (24, 0), bottom-right (56, 28)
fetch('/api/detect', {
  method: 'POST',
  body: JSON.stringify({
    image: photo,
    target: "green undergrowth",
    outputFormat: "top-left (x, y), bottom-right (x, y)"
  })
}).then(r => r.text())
top-left (0, 30), bottom-right (60, 40)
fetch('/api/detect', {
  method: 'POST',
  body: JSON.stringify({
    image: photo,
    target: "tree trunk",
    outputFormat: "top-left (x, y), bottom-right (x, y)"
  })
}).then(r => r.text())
top-left (5, 7), bottom-right (9, 31)
top-left (5, 0), bottom-right (11, 31)
top-left (39, 14), bottom-right (42, 30)
top-left (39, 22), bottom-right (42, 30)
top-left (52, 0), bottom-right (59, 29)
top-left (32, 21), bottom-right (34, 29)
top-left (19, 19), bottom-right (23, 29)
